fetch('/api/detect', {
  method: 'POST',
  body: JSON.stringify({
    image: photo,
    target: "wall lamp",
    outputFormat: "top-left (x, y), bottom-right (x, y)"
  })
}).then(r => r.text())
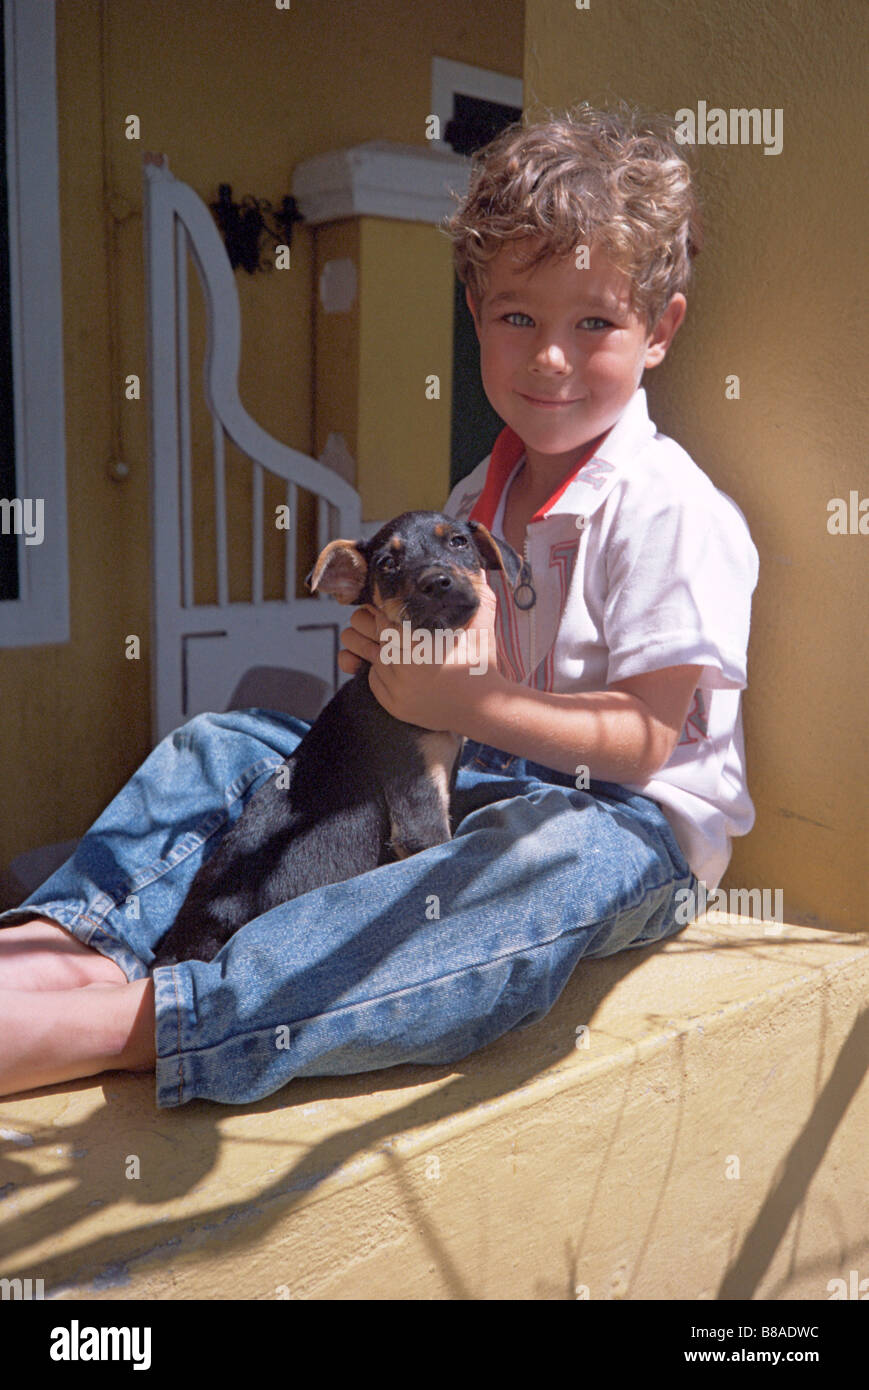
top-left (209, 183), bottom-right (305, 273)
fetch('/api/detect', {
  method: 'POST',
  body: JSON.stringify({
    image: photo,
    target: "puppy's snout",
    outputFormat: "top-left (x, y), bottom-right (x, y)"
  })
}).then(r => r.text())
top-left (405, 563), bottom-right (479, 630)
top-left (418, 568), bottom-right (454, 598)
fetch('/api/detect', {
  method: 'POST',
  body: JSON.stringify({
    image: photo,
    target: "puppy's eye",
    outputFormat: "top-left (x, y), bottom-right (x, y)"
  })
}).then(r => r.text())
top-left (448, 534), bottom-right (468, 548)
top-left (377, 555), bottom-right (398, 572)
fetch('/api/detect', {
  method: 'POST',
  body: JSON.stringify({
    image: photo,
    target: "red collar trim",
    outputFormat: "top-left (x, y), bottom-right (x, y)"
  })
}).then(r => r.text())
top-left (468, 426), bottom-right (525, 529)
top-left (469, 425), bottom-right (610, 529)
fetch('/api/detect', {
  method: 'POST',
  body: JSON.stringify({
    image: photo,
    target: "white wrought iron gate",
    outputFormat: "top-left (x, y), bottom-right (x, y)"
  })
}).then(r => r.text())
top-left (143, 154), bottom-right (363, 742)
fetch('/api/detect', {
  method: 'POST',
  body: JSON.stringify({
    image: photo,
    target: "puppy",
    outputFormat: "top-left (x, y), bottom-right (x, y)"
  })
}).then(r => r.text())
top-left (151, 511), bottom-right (519, 965)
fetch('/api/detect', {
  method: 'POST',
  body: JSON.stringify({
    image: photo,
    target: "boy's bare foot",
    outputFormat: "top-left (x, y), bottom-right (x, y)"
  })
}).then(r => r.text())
top-left (0, 977), bottom-right (156, 1097)
top-left (0, 917), bottom-right (129, 990)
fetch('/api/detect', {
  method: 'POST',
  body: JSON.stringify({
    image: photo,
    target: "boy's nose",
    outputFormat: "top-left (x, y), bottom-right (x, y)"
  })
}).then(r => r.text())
top-left (533, 343), bottom-right (571, 369)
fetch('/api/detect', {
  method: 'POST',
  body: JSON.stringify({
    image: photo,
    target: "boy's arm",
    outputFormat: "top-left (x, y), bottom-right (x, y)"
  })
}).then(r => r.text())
top-left (456, 663), bottom-right (704, 783)
top-left (339, 599), bottom-right (703, 784)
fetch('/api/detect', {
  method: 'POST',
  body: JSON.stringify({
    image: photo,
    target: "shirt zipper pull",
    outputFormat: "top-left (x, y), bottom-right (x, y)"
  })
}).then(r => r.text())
top-left (513, 542), bottom-right (536, 609)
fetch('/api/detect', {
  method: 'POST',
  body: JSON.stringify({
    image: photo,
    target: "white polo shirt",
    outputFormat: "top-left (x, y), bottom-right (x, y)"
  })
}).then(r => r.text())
top-left (443, 387), bottom-right (759, 891)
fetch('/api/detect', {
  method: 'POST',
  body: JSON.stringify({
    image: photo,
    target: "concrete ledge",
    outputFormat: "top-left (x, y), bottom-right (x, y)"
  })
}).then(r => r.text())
top-left (0, 917), bottom-right (867, 1300)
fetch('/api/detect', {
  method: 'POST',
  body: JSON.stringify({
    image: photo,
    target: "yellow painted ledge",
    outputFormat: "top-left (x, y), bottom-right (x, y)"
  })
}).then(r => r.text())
top-left (1, 918), bottom-right (866, 1301)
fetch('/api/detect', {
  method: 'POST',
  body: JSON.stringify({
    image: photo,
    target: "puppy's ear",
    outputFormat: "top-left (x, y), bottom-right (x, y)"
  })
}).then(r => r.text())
top-left (467, 521), bottom-right (522, 588)
top-left (306, 539), bottom-right (370, 604)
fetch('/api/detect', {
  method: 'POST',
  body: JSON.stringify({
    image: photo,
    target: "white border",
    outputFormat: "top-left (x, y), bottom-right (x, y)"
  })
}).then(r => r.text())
top-left (429, 57), bottom-right (523, 153)
top-left (0, 0), bottom-right (68, 647)
top-left (292, 139), bottom-right (471, 227)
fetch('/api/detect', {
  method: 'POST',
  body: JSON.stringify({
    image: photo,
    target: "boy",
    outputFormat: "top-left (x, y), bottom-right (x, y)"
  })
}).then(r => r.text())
top-left (0, 106), bottom-right (757, 1106)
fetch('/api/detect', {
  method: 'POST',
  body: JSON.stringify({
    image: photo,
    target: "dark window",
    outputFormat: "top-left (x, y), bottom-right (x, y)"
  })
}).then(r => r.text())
top-left (444, 92), bottom-right (522, 159)
top-left (0, 0), bottom-right (19, 600)
top-left (444, 91), bottom-right (522, 490)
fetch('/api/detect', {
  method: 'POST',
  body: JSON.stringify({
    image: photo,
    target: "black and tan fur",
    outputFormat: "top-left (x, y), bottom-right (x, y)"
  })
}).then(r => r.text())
top-left (152, 512), bottom-right (519, 965)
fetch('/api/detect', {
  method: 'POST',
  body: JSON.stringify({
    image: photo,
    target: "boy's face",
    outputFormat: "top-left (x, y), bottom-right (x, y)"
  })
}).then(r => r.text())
top-left (466, 239), bottom-right (686, 477)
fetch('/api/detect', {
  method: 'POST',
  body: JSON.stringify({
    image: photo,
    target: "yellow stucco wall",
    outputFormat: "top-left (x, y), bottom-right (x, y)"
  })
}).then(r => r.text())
top-left (312, 220), bottom-right (360, 494)
top-left (312, 215), bottom-right (455, 523)
top-left (525, 0), bottom-right (867, 930)
top-left (0, 0), bottom-right (522, 871)
top-left (356, 217), bottom-right (456, 517)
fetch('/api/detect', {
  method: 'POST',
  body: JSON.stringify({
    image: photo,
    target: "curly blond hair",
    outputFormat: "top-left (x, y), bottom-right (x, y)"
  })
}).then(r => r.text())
top-left (443, 102), bottom-right (703, 332)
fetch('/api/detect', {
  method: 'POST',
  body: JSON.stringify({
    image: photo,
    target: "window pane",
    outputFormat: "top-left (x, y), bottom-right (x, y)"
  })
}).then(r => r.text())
top-left (0, 0), bottom-right (20, 601)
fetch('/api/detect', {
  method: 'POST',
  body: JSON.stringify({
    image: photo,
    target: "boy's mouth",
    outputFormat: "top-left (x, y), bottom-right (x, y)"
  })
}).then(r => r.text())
top-left (518, 392), bottom-right (581, 408)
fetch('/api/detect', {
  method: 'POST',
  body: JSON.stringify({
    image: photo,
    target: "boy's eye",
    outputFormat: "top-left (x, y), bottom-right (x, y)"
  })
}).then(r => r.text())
top-left (502, 312), bottom-right (612, 330)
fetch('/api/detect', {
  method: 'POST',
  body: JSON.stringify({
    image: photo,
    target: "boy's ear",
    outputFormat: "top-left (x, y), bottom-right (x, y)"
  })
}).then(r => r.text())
top-left (468, 521), bottom-right (522, 587)
top-left (644, 293), bottom-right (687, 369)
top-left (306, 539), bottom-right (370, 604)
top-left (464, 284), bottom-right (481, 337)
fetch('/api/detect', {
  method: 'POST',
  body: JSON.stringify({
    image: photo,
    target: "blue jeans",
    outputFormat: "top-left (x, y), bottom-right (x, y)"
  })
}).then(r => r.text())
top-left (0, 709), bottom-right (697, 1109)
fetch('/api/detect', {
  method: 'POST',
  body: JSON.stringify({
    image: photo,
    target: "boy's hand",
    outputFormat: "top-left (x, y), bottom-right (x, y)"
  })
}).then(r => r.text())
top-left (337, 578), bottom-right (504, 731)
